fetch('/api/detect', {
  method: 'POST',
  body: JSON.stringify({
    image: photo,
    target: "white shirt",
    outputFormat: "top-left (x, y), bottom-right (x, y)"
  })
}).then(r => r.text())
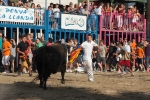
top-left (97, 6), bottom-right (102, 15)
top-left (53, 8), bottom-right (60, 18)
top-left (124, 44), bottom-right (131, 53)
top-left (81, 41), bottom-right (98, 61)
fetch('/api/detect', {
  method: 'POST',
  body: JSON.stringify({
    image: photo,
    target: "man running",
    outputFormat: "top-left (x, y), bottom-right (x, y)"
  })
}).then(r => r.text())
top-left (81, 34), bottom-right (97, 82)
top-left (117, 42), bottom-right (134, 76)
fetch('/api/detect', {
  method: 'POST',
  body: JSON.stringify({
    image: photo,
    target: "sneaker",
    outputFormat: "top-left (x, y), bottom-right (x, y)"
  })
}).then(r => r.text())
top-left (117, 70), bottom-right (122, 73)
top-left (69, 70), bottom-right (73, 73)
top-left (2, 70), bottom-right (7, 73)
top-left (131, 73), bottom-right (134, 76)
top-left (135, 69), bottom-right (139, 72)
top-left (18, 71), bottom-right (22, 76)
top-left (29, 74), bottom-right (32, 77)
top-left (88, 79), bottom-right (94, 82)
top-left (121, 72), bottom-right (126, 76)
top-left (66, 69), bottom-right (70, 73)
top-left (6, 70), bottom-right (10, 73)
top-left (143, 70), bottom-right (146, 73)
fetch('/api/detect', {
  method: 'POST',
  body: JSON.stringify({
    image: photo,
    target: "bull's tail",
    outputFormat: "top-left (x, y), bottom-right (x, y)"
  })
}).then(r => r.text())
top-left (31, 76), bottom-right (39, 83)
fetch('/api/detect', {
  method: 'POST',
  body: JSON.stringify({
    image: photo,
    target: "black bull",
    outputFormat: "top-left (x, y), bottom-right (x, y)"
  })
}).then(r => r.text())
top-left (35, 43), bottom-right (67, 90)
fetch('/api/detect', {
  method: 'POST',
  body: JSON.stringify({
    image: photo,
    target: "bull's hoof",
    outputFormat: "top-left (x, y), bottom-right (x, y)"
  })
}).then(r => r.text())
top-left (43, 87), bottom-right (48, 90)
top-left (61, 80), bottom-right (65, 84)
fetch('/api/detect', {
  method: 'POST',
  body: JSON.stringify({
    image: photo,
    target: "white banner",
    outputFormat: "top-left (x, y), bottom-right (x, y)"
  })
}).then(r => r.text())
top-left (61, 14), bottom-right (87, 30)
top-left (0, 6), bottom-right (34, 23)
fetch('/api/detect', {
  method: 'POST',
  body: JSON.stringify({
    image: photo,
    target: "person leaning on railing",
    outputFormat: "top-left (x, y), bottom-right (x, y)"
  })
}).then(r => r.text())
top-left (52, 4), bottom-right (60, 29)
top-left (81, 5), bottom-right (90, 16)
top-left (0, 0), bottom-right (7, 6)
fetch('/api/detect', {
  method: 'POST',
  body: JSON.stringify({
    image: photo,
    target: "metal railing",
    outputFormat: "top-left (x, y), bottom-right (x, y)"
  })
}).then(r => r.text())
top-left (102, 11), bottom-right (145, 32)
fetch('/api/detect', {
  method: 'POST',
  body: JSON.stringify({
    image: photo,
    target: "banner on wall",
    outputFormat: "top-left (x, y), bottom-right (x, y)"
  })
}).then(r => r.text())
top-left (61, 14), bottom-right (87, 30)
top-left (0, 6), bottom-right (34, 23)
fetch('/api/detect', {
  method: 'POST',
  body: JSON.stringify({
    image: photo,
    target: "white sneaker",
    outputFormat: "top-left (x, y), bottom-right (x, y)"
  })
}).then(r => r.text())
top-left (66, 70), bottom-right (70, 73)
top-left (2, 70), bottom-right (7, 73)
top-left (131, 73), bottom-right (134, 76)
top-left (121, 72), bottom-right (126, 76)
top-left (136, 69), bottom-right (139, 72)
top-left (88, 79), bottom-right (94, 82)
top-left (6, 70), bottom-right (10, 73)
top-left (69, 70), bottom-right (73, 73)
top-left (117, 70), bottom-right (122, 73)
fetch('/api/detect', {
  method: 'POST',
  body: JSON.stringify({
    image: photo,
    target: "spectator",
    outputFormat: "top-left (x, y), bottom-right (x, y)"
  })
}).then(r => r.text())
top-left (49, 2), bottom-right (54, 9)
top-left (36, 38), bottom-right (43, 49)
top-left (35, 4), bottom-right (42, 25)
top-left (69, 2), bottom-right (73, 11)
top-left (9, 39), bottom-right (16, 73)
top-left (90, 4), bottom-right (98, 31)
top-left (89, 2), bottom-right (94, 12)
top-left (60, 5), bottom-right (67, 13)
top-left (17, 0), bottom-right (23, 7)
top-left (28, 0), bottom-right (33, 7)
top-left (81, 5), bottom-right (90, 16)
top-left (2, 37), bottom-right (11, 73)
top-left (145, 41), bottom-right (150, 72)
top-left (47, 38), bottom-right (53, 46)
top-left (41, 36), bottom-right (47, 46)
top-left (72, 4), bottom-right (81, 14)
top-left (17, 35), bottom-right (31, 76)
top-left (0, 0), bottom-right (7, 6)
top-left (97, 2), bottom-right (104, 16)
top-left (52, 4), bottom-right (60, 29)
top-left (31, 3), bottom-right (35, 8)
top-left (10, 2), bottom-right (15, 6)
top-left (0, 0), bottom-right (3, 6)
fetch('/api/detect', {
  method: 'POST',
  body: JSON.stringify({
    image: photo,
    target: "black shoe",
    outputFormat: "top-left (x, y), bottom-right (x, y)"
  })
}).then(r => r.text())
top-left (29, 74), bottom-right (32, 77)
top-left (18, 71), bottom-right (22, 76)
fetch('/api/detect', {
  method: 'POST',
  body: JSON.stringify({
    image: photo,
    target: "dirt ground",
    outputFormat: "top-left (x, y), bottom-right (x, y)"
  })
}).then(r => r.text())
top-left (0, 71), bottom-right (150, 100)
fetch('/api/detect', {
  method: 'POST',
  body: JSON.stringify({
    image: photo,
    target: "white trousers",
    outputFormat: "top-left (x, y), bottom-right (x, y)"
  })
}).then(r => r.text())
top-left (83, 60), bottom-right (94, 81)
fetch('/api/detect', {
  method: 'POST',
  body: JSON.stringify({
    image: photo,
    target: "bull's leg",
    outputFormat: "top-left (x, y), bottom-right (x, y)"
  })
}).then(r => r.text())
top-left (61, 70), bottom-right (65, 84)
top-left (40, 80), bottom-right (43, 88)
top-left (43, 77), bottom-right (48, 90)
top-left (39, 76), bottom-right (43, 88)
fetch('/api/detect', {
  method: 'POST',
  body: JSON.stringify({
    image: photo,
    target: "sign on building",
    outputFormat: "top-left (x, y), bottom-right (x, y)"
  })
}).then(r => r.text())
top-left (0, 6), bottom-right (34, 23)
top-left (61, 14), bottom-right (87, 30)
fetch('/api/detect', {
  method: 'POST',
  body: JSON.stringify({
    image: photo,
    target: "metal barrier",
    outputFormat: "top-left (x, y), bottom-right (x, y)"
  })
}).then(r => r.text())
top-left (0, 6), bottom-right (99, 43)
top-left (100, 12), bottom-right (146, 45)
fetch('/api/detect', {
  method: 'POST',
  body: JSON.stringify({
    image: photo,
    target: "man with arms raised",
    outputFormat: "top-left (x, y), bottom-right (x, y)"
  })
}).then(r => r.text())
top-left (81, 34), bottom-right (97, 82)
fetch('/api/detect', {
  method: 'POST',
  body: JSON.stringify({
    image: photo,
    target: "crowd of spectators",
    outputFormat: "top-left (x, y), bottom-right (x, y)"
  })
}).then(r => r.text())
top-left (0, 0), bottom-right (144, 31)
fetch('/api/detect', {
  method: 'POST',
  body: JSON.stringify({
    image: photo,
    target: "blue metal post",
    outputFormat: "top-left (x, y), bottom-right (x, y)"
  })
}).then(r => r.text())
top-left (74, 31), bottom-right (75, 39)
top-left (45, 10), bottom-right (49, 41)
top-left (54, 31), bottom-right (56, 42)
top-left (64, 31), bottom-right (66, 41)
top-left (82, 33), bottom-right (84, 43)
top-left (59, 31), bottom-right (61, 39)
top-left (23, 28), bottom-right (25, 35)
top-left (34, 29), bottom-right (36, 40)
top-left (10, 28), bottom-right (12, 39)
top-left (78, 33), bottom-right (80, 44)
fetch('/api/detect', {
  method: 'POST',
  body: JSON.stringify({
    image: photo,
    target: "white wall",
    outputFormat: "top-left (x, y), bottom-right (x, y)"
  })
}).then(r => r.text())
top-left (34, 0), bottom-right (78, 8)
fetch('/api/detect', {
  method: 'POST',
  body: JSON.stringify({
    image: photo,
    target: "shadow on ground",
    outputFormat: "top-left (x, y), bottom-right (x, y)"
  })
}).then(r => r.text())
top-left (0, 81), bottom-right (150, 100)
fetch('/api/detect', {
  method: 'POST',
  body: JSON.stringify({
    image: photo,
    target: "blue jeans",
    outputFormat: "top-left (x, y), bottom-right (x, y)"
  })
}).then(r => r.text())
top-left (146, 56), bottom-right (150, 68)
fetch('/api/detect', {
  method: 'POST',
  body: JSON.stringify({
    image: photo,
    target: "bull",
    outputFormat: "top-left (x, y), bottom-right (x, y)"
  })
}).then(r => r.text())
top-left (35, 43), bottom-right (67, 90)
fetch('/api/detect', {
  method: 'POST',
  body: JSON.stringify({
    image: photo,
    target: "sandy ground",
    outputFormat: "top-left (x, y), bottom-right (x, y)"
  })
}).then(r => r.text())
top-left (0, 71), bottom-right (150, 100)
